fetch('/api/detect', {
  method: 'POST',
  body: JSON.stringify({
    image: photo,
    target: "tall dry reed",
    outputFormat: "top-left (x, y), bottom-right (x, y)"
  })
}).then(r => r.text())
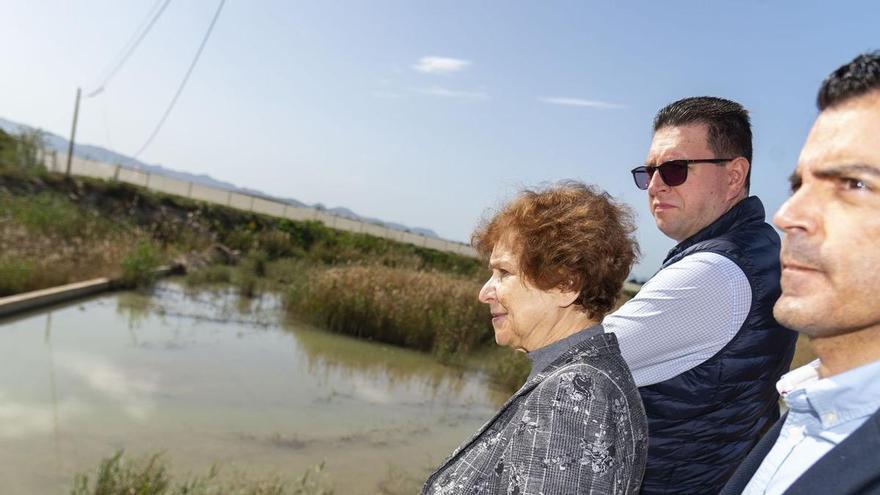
top-left (286, 264), bottom-right (493, 361)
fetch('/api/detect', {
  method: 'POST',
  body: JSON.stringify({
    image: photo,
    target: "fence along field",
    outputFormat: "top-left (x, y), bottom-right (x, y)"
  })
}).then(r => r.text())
top-left (43, 151), bottom-right (477, 258)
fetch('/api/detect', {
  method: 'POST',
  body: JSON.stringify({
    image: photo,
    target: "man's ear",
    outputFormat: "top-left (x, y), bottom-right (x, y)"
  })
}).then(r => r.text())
top-left (726, 157), bottom-right (749, 200)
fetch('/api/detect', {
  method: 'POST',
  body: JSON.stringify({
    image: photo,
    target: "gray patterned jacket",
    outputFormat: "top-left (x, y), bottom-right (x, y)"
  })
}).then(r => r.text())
top-left (423, 332), bottom-right (647, 495)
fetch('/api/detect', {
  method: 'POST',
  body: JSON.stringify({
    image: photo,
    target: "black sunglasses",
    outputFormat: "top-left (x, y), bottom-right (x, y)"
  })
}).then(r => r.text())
top-left (630, 158), bottom-right (733, 190)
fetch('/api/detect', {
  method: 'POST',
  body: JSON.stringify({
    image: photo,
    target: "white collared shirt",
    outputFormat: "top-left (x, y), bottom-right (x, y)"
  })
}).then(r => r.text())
top-left (604, 251), bottom-right (751, 386)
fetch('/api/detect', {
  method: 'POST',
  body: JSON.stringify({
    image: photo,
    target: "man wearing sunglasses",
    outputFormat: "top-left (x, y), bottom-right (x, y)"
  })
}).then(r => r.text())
top-left (603, 96), bottom-right (798, 494)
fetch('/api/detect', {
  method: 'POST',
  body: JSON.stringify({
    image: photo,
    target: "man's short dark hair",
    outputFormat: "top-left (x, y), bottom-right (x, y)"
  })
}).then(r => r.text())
top-left (653, 96), bottom-right (752, 192)
top-left (817, 51), bottom-right (880, 111)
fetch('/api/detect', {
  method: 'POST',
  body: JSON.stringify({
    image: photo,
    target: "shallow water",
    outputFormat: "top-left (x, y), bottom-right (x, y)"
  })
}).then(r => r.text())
top-left (0, 281), bottom-right (509, 494)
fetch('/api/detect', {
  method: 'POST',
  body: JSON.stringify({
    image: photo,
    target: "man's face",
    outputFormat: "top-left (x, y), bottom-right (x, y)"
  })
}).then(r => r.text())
top-left (645, 124), bottom-right (736, 242)
top-left (773, 92), bottom-right (880, 338)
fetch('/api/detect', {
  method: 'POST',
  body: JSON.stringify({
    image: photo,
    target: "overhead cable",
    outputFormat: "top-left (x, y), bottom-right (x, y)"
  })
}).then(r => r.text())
top-left (86, 0), bottom-right (174, 98)
top-left (134, 0), bottom-right (226, 159)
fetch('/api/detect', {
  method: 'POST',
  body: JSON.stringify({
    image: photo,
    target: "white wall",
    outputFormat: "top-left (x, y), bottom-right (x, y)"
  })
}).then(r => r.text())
top-left (47, 153), bottom-right (477, 258)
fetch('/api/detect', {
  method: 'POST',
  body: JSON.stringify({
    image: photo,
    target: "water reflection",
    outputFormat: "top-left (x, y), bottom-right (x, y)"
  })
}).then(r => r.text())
top-left (118, 284), bottom-right (281, 328)
top-left (0, 280), bottom-right (500, 494)
top-left (290, 323), bottom-right (509, 407)
top-left (55, 352), bottom-right (159, 420)
top-left (115, 289), bottom-right (155, 330)
top-left (0, 390), bottom-right (81, 439)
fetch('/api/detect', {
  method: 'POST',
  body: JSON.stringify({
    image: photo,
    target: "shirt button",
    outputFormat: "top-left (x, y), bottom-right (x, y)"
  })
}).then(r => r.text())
top-left (823, 411), bottom-right (838, 424)
top-left (786, 426), bottom-right (805, 441)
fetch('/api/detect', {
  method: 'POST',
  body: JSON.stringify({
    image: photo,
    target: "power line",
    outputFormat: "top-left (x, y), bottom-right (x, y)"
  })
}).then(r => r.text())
top-left (134, 0), bottom-right (226, 159)
top-left (86, 0), bottom-right (173, 98)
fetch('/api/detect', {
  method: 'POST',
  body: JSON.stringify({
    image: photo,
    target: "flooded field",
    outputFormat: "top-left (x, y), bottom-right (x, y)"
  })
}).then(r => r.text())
top-left (0, 281), bottom-right (509, 494)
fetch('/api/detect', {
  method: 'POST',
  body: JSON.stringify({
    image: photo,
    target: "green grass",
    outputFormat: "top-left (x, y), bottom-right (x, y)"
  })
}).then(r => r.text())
top-left (70, 450), bottom-right (333, 495)
top-left (0, 192), bottom-right (113, 239)
top-left (120, 241), bottom-right (162, 288)
top-left (0, 256), bottom-right (34, 297)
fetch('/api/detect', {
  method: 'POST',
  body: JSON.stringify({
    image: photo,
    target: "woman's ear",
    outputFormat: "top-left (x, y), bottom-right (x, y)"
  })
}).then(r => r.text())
top-left (555, 287), bottom-right (580, 308)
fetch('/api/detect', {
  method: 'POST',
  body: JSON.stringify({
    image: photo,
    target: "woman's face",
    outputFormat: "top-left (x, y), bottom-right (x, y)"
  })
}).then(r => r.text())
top-left (478, 238), bottom-right (570, 352)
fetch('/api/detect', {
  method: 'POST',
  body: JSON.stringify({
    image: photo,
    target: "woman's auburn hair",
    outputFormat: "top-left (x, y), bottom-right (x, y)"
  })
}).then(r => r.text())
top-left (472, 181), bottom-right (639, 319)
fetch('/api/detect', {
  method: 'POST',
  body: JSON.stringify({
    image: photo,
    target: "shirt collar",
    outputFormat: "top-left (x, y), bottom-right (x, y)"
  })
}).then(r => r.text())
top-left (525, 324), bottom-right (604, 382)
top-left (778, 358), bottom-right (880, 428)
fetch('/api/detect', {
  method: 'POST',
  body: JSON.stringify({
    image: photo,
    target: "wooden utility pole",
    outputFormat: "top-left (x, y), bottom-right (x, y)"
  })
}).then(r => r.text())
top-left (65, 87), bottom-right (81, 177)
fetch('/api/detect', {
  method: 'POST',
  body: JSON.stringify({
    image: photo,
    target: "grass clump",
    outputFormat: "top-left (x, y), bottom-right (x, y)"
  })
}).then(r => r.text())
top-left (185, 265), bottom-right (233, 286)
top-left (235, 271), bottom-right (260, 299)
top-left (286, 264), bottom-right (492, 362)
top-left (0, 192), bottom-right (109, 239)
top-left (0, 256), bottom-right (34, 297)
top-left (71, 450), bottom-right (334, 495)
top-left (242, 251), bottom-right (269, 277)
top-left (120, 241), bottom-right (162, 288)
top-left (71, 451), bottom-right (169, 495)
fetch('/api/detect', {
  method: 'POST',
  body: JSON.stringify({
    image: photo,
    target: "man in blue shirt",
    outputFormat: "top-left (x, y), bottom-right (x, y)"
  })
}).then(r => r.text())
top-left (721, 50), bottom-right (880, 495)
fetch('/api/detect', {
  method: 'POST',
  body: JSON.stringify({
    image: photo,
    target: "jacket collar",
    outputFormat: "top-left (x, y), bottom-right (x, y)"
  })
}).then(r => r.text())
top-left (521, 331), bottom-right (619, 391)
top-left (721, 409), bottom-right (880, 495)
top-left (785, 409), bottom-right (880, 494)
top-left (433, 331), bottom-right (620, 471)
top-left (663, 196), bottom-right (766, 265)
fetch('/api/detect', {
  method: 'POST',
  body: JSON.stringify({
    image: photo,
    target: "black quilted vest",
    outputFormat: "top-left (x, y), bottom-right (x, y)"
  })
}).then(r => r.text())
top-left (639, 196), bottom-right (798, 495)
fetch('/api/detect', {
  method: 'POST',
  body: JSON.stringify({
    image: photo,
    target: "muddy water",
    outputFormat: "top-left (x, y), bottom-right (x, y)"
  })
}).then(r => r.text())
top-left (0, 281), bottom-right (510, 494)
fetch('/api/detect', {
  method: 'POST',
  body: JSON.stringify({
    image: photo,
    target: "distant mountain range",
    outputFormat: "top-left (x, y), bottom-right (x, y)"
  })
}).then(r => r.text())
top-left (0, 117), bottom-right (439, 238)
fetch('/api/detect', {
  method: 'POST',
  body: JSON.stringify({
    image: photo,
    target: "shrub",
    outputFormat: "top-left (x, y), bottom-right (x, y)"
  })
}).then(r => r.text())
top-left (242, 251), bottom-right (269, 277)
top-left (224, 226), bottom-right (257, 252)
top-left (0, 128), bottom-right (45, 173)
top-left (256, 230), bottom-right (303, 260)
top-left (120, 241), bottom-right (162, 288)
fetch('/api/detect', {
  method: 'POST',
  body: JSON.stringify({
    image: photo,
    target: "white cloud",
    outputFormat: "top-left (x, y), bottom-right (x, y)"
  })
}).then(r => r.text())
top-left (538, 97), bottom-right (627, 109)
top-left (413, 56), bottom-right (471, 74)
top-left (416, 87), bottom-right (487, 100)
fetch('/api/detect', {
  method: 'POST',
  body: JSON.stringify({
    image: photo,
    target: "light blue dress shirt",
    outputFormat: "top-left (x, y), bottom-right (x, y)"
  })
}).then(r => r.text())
top-left (743, 358), bottom-right (880, 495)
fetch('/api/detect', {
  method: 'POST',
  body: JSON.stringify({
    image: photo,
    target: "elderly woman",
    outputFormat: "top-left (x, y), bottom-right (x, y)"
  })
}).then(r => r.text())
top-left (423, 182), bottom-right (647, 495)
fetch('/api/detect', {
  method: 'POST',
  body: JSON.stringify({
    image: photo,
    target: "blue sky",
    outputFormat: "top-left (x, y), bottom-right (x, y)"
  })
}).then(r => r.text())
top-left (0, 1), bottom-right (877, 278)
